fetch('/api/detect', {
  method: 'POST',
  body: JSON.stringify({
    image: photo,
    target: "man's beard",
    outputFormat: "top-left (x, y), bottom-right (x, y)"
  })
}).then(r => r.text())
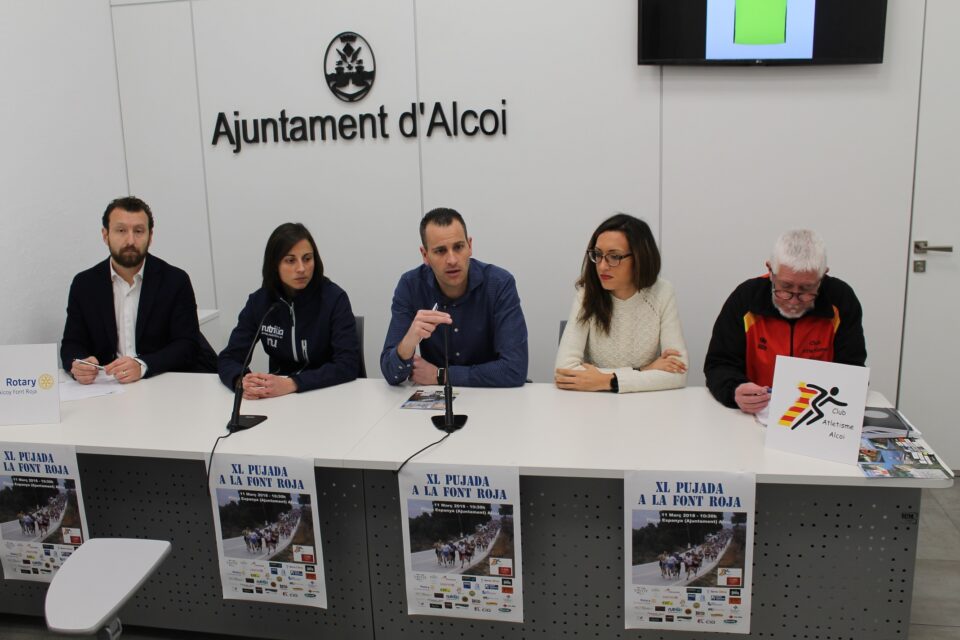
top-left (111, 246), bottom-right (146, 269)
top-left (772, 291), bottom-right (808, 320)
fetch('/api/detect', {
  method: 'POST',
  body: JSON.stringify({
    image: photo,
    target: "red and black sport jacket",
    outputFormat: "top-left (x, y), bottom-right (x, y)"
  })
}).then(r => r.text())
top-left (704, 274), bottom-right (867, 408)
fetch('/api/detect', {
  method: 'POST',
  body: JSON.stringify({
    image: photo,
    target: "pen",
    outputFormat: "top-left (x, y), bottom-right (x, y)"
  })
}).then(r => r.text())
top-left (412, 303), bottom-right (442, 349)
top-left (73, 358), bottom-right (105, 370)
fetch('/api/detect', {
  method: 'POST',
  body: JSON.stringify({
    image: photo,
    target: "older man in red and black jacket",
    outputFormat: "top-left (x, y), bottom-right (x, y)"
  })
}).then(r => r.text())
top-left (704, 230), bottom-right (866, 414)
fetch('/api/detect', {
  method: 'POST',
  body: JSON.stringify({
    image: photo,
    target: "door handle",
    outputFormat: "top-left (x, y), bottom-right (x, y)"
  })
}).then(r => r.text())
top-left (914, 240), bottom-right (953, 254)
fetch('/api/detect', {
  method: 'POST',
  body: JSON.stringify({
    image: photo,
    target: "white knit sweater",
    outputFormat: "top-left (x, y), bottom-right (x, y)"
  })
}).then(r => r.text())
top-left (554, 279), bottom-right (688, 393)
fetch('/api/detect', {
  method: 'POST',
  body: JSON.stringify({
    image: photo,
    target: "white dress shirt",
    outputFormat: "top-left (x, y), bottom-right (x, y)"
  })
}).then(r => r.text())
top-left (110, 258), bottom-right (148, 377)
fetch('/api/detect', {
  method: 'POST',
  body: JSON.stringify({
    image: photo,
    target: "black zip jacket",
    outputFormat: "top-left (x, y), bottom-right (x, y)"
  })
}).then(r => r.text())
top-left (218, 277), bottom-right (360, 392)
top-left (704, 274), bottom-right (866, 408)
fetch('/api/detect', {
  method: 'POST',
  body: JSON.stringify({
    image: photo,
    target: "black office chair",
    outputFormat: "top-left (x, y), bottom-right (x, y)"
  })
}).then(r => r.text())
top-left (194, 332), bottom-right (219, 373)
top-left (559, 320), bottom-right (567, 345)
top-left (355, 315), bottom-right (366, 378)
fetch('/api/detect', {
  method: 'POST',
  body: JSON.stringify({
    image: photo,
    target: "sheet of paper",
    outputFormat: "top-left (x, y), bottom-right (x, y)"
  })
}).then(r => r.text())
top-left (58, 371), bottom-right (124, 402)
top-left (754, 405), bottom-right (769, 426)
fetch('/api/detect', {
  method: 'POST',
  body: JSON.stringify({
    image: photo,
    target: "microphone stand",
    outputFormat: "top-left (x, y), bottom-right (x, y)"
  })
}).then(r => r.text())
top-left (227, 302), bottom-right (283, 432)
top-left (431, 323), bottom-right (467, 433)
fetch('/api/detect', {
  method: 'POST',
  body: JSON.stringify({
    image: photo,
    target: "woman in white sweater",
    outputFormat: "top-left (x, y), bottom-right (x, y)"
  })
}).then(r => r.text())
top-left (554, 214), bottom-right (687, 393)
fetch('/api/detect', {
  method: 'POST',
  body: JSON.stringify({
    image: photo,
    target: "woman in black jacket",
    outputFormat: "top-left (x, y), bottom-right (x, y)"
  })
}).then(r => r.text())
top-left (218, 223), bottom-right (360, 398)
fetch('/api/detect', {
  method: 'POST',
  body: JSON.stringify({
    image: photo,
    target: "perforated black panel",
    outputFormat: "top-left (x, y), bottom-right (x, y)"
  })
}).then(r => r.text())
top-left (750, 484), bottom-right (919, 640)
top-left (0, 579), bottom-right (45, 616)
top-left (0, 459), bottom-right (920, 640)
top-left (364, 474), bottom-right (920, 640)
top-left (0, 455), bottom-right (373, 640)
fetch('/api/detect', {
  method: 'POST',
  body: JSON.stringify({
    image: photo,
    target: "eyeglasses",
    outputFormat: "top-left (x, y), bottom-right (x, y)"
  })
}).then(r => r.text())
top-left (586, 249), bottom-right (632, 267)
top-left (772, 288), bottom-right (819, 302)
top-left (770, 271), bottom-right (820, 302)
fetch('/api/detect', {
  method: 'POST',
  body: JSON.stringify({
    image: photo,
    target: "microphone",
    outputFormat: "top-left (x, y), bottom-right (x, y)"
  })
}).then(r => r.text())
top-left (431, 320), bottom-right (467, 433)
top-left (227, 301), bottom-right (284, 433)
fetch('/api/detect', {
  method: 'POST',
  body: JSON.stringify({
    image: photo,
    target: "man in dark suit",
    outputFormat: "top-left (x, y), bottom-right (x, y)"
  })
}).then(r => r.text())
top-left (61, 196), bottom-right (215, 384)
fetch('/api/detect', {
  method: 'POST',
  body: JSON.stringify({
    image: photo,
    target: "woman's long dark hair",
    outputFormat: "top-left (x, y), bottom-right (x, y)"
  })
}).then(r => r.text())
top-left (577, 214), bottom-right (660, 334)
top-left (261, 222), bottom-right (324, 296)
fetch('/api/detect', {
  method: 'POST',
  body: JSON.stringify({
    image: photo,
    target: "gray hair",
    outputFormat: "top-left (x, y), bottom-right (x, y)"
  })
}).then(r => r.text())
top-left (770, 229), bottom-right (827, 276)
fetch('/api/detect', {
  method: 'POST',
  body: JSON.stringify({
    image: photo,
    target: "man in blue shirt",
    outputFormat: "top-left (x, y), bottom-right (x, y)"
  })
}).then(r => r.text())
top-left (380, 208), bottom-right (528, 387)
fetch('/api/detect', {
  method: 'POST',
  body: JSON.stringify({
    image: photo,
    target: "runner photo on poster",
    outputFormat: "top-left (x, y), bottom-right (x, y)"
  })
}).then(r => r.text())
top-left (209, 454), bottom-right (326, 607)
top-left (216, 489), bottom-right (313, 562)
top-left (399, 463), bottom-right (522, 623)
top-left (631, 510), bottom-right (744, 587)
top-left (407, 500), bottom-right (512, 575)
top-left (0, 443), bottom-right (89, 582)
top-left (625, 471), bottom-right (755, 633)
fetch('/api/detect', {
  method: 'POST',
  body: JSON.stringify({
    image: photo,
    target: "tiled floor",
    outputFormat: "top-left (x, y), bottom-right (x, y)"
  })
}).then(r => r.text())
top-left (910, 484), bottom-right (960, 640)
top-left (1, 484), bottom-right (958, 639)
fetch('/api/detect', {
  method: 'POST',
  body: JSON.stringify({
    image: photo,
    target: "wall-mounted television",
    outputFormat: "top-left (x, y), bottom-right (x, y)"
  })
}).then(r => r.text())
top-left (638, 0), bottom-right (888, 65)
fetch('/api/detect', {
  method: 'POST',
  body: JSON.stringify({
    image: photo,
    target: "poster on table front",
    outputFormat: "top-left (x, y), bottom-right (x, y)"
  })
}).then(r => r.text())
top-left (208, 453), bottom-right (326, 607)
top-left (624, 470), bottom-right (755, 633)
top-left (398, 463), bottom-right (522, 622)
top-left (0, 443), bottom-right (88, 582)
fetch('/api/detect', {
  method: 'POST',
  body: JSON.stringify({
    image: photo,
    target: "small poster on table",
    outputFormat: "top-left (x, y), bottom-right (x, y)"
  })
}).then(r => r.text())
top-left (625, 470), bottom-right (755, 633)
top-left (859, 437), bottom-right (954, 479)
top-left (766, 356), bottom-right (870, 464)
top-left (398, 463), bottom-right (522, 622)
top-left (208, 453), bottom-right (326, 607)
top-left (0, 443), bottom-right (88, 582)
top-left (401, 388), bottom-right (459, 410)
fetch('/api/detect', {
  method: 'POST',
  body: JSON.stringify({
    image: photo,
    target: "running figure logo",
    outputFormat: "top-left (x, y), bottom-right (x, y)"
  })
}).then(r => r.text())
top-left (778, 382), bottom-right (848, 430)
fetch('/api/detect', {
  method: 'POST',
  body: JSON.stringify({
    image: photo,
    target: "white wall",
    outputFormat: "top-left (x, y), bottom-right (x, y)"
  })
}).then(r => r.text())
top-left (1, 0), bottom-right (930, 401)
top-left (661, 0), bottom-right (924, 399)
top-left (112, 1), bottom-right (217, 311)
top-left (189, 0), bottom-right (422, 373)
top-left (0, 0), bottom-right (127, 351)
top-left (415, 0), bottom-right (661, 383)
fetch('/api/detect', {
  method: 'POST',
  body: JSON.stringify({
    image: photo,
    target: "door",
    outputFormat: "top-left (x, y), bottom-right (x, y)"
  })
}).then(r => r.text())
top-left (899, 0), bottom-right (960, 469)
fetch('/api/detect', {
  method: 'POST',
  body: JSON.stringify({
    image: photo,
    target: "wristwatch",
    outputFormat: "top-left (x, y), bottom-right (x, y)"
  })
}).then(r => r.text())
top-left (437, 367), bottom-right (446, 386)
top-left (609, 373), bottom-right (619, 393)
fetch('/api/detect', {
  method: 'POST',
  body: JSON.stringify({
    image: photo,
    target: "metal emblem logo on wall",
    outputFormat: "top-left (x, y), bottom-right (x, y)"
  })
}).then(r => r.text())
top-left (324, 32), bottom-right (376, 102)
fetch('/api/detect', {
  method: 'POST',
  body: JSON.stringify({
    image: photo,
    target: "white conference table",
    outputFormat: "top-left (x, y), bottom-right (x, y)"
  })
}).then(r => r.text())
top-left (346, 382), bottom-right (955, 487)
top-left (2, 373), bottom-right (950, 489)
top-left (1, 373), bottom-right (402, 466)
top-left (0, 373), bottom-right (950, 640)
